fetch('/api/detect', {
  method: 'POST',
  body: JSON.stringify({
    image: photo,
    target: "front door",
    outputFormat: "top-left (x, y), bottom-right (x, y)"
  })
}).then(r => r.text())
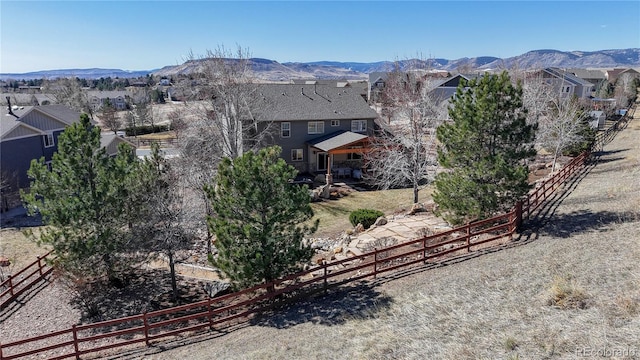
top-left (317, 152), bottom-right (328, 172)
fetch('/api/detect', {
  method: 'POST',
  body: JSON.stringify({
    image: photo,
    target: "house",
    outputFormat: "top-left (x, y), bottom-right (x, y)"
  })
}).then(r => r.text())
top-left (567, 68), bottom-right (607, 92)
top-left (533, 68), bottom-right (594, 99)
top-left (605, 68), bottom-right (640, 83)
top-left (251, 83), bottom-right (379, 181)
top-left (1, 103), bottom-right (134, 190)
top-left (86, 90), bottom-right (129, 111)
top-left (1, 93), bottom-right (56, 106)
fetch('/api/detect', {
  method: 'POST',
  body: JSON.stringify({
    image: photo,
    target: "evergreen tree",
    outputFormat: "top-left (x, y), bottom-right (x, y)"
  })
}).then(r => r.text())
top-left (206, 146), bottom-right (318, 291)
top-left (21, 114), bottom-right (140, 283)
top-left (433, 72), bottom-right (536, 225)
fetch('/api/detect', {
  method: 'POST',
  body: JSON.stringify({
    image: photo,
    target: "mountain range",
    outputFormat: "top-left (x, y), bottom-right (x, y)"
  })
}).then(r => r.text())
top-left (2, 48), bottom-right (639, 81)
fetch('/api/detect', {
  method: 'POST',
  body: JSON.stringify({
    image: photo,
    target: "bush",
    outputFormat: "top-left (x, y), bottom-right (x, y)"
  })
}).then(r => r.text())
top-left (124, 125), bottom-right (169, 137)
top-left (349, 208), bottom-right (384, 229)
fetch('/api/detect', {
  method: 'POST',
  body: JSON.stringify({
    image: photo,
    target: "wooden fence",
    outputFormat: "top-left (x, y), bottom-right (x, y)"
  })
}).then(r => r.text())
top-left (0, 109), bottom-right (632, 360)
top-left (0, 251), bottom-right (54, 310)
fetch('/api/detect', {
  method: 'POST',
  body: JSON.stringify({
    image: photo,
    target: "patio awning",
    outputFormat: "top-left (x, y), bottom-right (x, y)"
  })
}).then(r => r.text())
top-left (307, 130), bottom-right (369, 153)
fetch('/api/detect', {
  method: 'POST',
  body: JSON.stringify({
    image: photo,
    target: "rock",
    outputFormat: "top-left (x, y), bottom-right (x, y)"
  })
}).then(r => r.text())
top-left (355, 223), bottom-right (365, 233)
top-left (0, 256), bottom-right (10, 267)
top-left (204, 281), bottom-right (230, 297)
top-left (315, 257), bottom-right (325, 265)
top-left (333, 246), bottom-right (343, 254)
top-left (407, 203), bottom-right (425, 215)
top-left (374, 216), bottom-right (388, 226)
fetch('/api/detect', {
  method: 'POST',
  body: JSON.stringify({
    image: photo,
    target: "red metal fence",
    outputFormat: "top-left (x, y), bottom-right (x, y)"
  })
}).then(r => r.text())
top-left (0, 250), bottom-right (54, 310)
top-left (0, 110), bottom-right (632, 360)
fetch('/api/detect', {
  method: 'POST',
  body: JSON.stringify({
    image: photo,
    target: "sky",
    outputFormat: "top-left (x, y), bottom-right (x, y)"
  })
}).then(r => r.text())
top-left (1, 0), bottom-right (639, 74)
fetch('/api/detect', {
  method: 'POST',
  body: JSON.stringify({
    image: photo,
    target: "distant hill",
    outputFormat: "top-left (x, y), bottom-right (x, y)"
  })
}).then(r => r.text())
top-left (2, 48), bottom-right (638, 81)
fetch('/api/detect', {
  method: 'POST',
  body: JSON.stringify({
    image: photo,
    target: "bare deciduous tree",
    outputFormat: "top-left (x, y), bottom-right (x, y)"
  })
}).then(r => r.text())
top-left (538, 96), bottom-right (590, 171)
top-left (100, 98), bottom-right (120, 134)
top-left (364, 66), bottom-right (446, 204)
top-left (173, 45), bottom-right (275, 254)
top-left (42, 77), bottom-right (93, 117)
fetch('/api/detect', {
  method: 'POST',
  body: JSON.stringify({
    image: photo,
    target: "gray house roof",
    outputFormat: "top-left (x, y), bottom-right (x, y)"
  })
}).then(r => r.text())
top-left (1, 105), bottom-right (82, 140)
top-left (307, 130), bottom-right (368, 152)
top-left (253, 84), bottom-right (378, 122)
top-left (546, 68), bottom-right (594, 87)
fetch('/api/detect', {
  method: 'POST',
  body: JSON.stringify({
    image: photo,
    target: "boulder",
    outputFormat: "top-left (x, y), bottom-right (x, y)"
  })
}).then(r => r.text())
top-left (374, 216), bottom-right (388, 226)
top-left (355, 223), bottom-right (365, 233)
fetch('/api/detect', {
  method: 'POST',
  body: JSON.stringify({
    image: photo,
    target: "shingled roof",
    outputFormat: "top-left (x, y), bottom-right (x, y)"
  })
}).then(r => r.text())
top-left (307, 130), bottom-right (368, 152)
top-left (253, 84), bottom-right (378, 122)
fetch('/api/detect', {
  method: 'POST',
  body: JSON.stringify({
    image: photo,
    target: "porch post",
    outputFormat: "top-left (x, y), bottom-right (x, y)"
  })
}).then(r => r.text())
top-left (325, 152), bottom-right (333, 185)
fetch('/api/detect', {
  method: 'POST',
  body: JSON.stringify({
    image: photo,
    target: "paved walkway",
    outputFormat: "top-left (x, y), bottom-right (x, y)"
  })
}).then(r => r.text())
top-left (347, 212), bottom-right (452, 252)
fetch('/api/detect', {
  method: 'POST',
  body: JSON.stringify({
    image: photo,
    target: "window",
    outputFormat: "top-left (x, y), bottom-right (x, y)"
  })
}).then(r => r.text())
top-left (331, 120), bottom-right (340, 127)
top-left (43, 133), bottom-right (54, 148)
top-left (351, 120), bottom-right (367, 132)
top-left (347, 152), bottom-right (363, 160)
top-left (281, 122), bottom-right (291, 138)
top-left (308, 121), bottom-right (324, 134)
top-left (291, 149), bottom-right (303, 161)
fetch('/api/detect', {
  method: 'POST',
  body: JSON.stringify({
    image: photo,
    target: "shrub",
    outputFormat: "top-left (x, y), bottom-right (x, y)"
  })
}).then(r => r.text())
top-left (349, 208), bottom-right (384, 229)
top-left (547, 275), bottom-right (589, 309)
top-left (124, 125), bottom-right (169, 137)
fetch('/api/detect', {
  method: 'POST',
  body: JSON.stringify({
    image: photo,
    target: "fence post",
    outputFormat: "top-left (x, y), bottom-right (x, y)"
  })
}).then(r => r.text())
top-left (373, 248), bottom-right (378, 279)
top-left (207, 297), bottom-right (214, 331)
top-left (37, 256), bottom-right (43, 276)
top-left (143, 312), bottom-right (150, 347)
top-left (466, 224), bottom-right (471, 253)
top-left (72, 324), bottom-right (80, 360)
top-left (7, 275), bottom-right (13, 296)
top-left (323, 260), bottom-right (328, 294)
top-left (515, 201), bottom-right (523, 232)
top-left (423, 238), bottom-right (427, 264)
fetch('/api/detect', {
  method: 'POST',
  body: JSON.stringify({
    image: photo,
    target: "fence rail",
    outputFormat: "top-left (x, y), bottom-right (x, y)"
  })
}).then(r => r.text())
top-left (0, 107), bottom-right (633, 360)
top-left (0, 250), bottom-right (54, 310)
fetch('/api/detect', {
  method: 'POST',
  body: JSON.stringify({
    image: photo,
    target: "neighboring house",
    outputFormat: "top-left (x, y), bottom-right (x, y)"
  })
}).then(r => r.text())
top-left (533, 68), bottom-right (594, 99)
top-left (87, 90), bottom-right (129, 111)
top-left (368, 72), bottom-right (390, 103)
top-left (1, 103), bottom-right (134, 189)
top-left (1, 93), bottom-right (56, 106)
top-left (605, 68), bottom-right (640, 83)
top-left (568, 68), bottom-right (607, 92)
top-left (428, 73), bottom-right (484, 105)
top-left (252, 83), bottom-right (379, 179)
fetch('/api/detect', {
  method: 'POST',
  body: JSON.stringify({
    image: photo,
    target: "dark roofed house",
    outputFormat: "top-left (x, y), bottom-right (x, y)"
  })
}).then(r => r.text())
top-left (252, 83), bottom-right (379, 182)
top-left (1, 103), bottom-right (135, 196)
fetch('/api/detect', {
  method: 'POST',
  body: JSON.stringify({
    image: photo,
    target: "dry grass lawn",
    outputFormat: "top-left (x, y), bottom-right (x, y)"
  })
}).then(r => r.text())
top-left (310, 187), bottom-right (429, 238)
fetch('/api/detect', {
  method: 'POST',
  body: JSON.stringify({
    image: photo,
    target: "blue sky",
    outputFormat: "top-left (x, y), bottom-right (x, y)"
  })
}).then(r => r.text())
top-left (1, 1), bottom-right (639, 73)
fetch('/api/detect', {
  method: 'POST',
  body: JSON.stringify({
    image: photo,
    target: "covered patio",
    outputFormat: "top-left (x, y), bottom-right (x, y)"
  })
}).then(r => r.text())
top-left (307, 130), bottom-right (372, 184)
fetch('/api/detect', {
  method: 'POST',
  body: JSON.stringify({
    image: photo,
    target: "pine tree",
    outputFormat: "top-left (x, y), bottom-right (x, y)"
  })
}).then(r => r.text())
top-left (21, 114), bottom-right (140, 282)
top-left (206, 146), bottom-right (318, 291)
top-left (433, 71), bottom-right (536, 225)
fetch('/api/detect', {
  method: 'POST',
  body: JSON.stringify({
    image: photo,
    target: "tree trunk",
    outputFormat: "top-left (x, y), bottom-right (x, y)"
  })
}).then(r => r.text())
top-left (168, 251), bottom-right (178, 302)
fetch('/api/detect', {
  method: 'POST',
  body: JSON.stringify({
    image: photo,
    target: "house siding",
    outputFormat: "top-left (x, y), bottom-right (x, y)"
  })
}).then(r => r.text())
top-left (260, 118), bottom-right (375, 174)
top-left (19, 112), bottom-right (67, 132)
top-left (0, 135), bottom-right (45, 188)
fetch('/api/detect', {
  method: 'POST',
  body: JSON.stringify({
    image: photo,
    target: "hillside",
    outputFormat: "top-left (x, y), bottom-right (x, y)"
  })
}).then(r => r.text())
top-left (2, 48), bottom-right (638, 81)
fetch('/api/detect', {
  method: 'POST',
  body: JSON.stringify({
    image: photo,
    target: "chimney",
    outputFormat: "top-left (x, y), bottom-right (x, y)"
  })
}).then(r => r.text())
top-left (6, 96), bottom-right (19, 119)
